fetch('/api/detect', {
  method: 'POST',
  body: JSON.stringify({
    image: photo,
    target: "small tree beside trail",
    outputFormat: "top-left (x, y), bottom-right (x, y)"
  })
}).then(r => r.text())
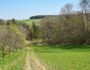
top-left (0, 23), bottom-right (25, 61)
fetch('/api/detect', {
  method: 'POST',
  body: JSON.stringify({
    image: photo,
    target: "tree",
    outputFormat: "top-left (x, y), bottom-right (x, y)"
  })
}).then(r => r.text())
top-left (80, 0), bottom-right (90, 30)
top-left (79, 0), bottom-right (90, 43)
top-left (39, 2), bottom-right (90, 45)
top-left (0, 26), bottom-right (8, 61)
top-left (61, 3), bottom-right (73, 16)
top-left (0, 19), bottom-right (4, 25)
top-left (0, 23), bottom-right (25, 61)
top-left (30, 22), bottom-right (38, 40)
top-left (80, 0), bottom-right (90, 13)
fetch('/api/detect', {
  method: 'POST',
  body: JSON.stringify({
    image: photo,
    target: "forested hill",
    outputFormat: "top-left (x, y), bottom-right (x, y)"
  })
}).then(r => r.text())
top-left (30, 15), bottom-right (57, 19)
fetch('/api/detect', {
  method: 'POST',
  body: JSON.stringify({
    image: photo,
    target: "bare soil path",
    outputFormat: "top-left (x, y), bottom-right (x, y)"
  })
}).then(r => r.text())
top-left (24, 47), bottom-right (47, 70)
top-left (23, 48), bottom-right (31, 70)
top-left (28, 47), bottom-right (47, 70)
top-left (30, 51), bottom-right (47, 70)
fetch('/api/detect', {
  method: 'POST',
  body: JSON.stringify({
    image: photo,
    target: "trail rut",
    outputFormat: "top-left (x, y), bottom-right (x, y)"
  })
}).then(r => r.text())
top-left (30, 48), bottom-right (47, 70)
top-left (23, 50), bottom-right (31, 70)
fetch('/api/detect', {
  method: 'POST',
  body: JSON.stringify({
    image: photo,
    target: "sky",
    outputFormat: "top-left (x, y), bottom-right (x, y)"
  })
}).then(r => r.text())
top-left (0, 0), bottom-right (79, 20)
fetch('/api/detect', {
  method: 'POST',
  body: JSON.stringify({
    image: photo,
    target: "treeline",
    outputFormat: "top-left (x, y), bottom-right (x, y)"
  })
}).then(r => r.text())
top-left (0, 19), bottom-right (27, 61)
top-left (37, 0), bottom-right (90, 45)
top-left (30, 15), bottom-right (57, 19)
top-left (0, 18), bottom-right (39, 61)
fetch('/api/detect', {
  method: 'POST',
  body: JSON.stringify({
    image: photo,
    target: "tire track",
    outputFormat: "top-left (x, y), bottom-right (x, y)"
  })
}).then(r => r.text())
top-left (23, 49), bottom-right (31, 70)
top-left (30, 51), bottom-right (47, 70)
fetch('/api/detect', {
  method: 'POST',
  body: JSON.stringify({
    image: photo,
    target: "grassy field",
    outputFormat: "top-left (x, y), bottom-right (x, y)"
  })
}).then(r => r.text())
top-left (17, 19), bottom-right (41, 25)
top-left (0, 49), bottom-right (26, 70)
top-left (1, 45), bottom-right (90, 70)
top-left (19, 19), bottom-right (33, 25)
top-left (32, 45), bottom-right (90, 70)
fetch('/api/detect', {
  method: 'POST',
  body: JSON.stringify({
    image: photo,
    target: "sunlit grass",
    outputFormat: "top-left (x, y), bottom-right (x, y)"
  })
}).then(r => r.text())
top-left (32, 45), bottom-right (90, 70)
top-left (0, 49), bottom-right (25, 68)
top-left (9, 52), bottom-right (25, 70)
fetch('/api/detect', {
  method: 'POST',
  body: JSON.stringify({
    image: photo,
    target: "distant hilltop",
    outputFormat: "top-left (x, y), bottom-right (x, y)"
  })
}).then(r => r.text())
top-left (30, 15), bottom-right (57, 19)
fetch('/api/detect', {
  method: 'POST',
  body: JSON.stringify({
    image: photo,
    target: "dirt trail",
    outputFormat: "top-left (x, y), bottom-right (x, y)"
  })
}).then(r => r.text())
top-left (23, 50), bottom-right (31, 70)
top-left (24, 47), bottom-right (47, 70)
top-left (30, 50), bottom-right (47, 70)
top-left (0, 48), bottom-right (47, 70)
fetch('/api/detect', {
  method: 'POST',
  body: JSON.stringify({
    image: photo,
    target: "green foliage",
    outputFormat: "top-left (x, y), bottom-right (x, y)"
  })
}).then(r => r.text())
top-left (29, 22), bottom-right (39, 40)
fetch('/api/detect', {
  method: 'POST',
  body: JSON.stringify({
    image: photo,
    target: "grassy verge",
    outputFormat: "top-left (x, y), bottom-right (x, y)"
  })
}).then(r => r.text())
top-left (0, 49), bottom-right (25, 68)
top-left (32, 45), bottom-right (90, 70)
top-left (9, 52), bottom-right (26, 70)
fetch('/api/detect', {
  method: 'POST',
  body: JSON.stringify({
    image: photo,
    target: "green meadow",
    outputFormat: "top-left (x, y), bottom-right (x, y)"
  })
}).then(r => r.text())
top-left (32, 45), bottom-right (90, 70)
